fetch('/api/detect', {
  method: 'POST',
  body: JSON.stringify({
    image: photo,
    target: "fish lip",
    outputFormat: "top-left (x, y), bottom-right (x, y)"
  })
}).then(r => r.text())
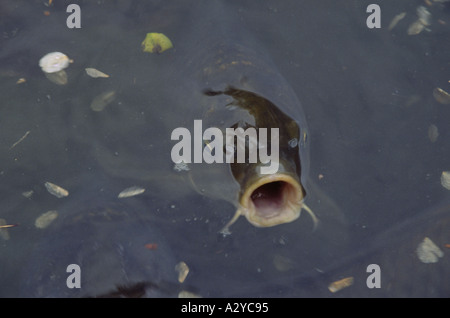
top-left (239, 173), bottom-right (305, 227)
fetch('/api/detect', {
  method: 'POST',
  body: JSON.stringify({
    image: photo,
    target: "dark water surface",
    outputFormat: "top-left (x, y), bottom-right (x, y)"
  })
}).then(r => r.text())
top-left (0, 0), bottom-right (449, 297)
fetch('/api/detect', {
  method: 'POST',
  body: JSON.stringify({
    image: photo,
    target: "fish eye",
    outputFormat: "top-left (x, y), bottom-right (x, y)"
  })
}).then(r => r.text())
top-left (288, 138), bottom-right (298, 148)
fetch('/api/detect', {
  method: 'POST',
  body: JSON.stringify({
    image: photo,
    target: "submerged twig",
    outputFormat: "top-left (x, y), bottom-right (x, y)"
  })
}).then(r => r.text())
top-left (9, 130), bottom-right (30, 150)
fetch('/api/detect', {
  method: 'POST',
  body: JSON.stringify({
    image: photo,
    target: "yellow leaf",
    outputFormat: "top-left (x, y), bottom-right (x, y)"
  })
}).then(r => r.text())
top-left (141, 33), bottom-right (173, 54)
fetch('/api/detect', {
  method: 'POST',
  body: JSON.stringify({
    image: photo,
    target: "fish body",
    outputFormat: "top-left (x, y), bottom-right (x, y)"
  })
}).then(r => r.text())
top-left (20, 184), bottom-right (178, 297)
top-left (164, 1), bottom-right (314, 229)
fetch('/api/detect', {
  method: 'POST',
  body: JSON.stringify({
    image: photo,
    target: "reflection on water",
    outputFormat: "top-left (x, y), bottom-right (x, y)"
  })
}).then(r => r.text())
top-left (0, 0), bottom-right (449, 297)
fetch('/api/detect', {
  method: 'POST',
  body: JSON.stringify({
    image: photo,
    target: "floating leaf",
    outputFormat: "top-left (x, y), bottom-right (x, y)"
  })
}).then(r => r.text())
top-left (22, 190), bottom-right (33, 198)
top-left (85, 68), bottom-right (109, 78)
top-left (118, 186), bottom-right (145, 198)
top-left (35, 210), bottom-right (58, 229)
top-left (417, 6), bottom-right (431, 26)
top-left (407, 20), bottom-right (426, 35)
top-left (175, 261), bottom-right (189, 283)
top-left (433, 87), bottom-right (450, 104)
top-left (416, 237), bottom-right (443, 263)
top-left (45, 182), bottom-right (69, 198)
top-left (441, 171), bottom-right (450, 190)
top-left (407, 6), bottom-right (431, 35)
top-left (388, 12), bottom-right (406, 31)
top-left (141, 33), bottom-right (173, 54)
top-left (178, 291), bottom-right (201, 298)
top-left (328, 277), bottom-right (354, 293)
top-left (39, 52), bottom-right (70, 73)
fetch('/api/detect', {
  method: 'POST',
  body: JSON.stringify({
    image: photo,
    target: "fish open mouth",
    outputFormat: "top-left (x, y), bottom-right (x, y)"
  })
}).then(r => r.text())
top-left (240, 174), bottom-right (306, 227)
top-left (220, 173), bottom-right (318, 233)
top-left (221, 173), bottom-right (319, 234)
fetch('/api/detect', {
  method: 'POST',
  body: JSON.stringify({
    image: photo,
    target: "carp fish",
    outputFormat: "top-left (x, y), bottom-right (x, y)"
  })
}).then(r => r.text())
top-left (186, 85), bottom-right (318, 232)
top-left (88, 0), bottom-right (318, 231)
top-left (167, 2), bottom-right (318, 231)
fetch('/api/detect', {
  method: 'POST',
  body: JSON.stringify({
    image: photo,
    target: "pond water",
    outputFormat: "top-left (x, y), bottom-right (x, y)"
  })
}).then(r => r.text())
top-left (0, 0), bottom-right (449, 297)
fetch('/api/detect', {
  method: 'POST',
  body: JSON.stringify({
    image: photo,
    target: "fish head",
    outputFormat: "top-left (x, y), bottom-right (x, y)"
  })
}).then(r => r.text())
top-left (212, 87), bottom-right (316, 230)
top-left (237, 164), bottom-right (306, 227)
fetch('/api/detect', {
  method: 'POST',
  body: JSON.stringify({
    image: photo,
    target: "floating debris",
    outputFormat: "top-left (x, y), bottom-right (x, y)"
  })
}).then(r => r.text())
top-left (0, 223), bottom-right (18, 229)
top-left (142, 33), bottom-right (173, 54)
top-left (39, 52), bottom-right (72, 85)
top-left (16, 78), bottom-right (26, 84)
top-left (417, 6), bottom-right (432, 25)
top-left (407, 6), bottom-right (431, 35)
top-left (44, 181), bottom-right (69, 198)
top-left (175, 261), bottom-right (189, 283)
top-left (407, 20), bottom-right (426, 35)
top-left (328, 277), bottom-right (354, 293)
top-left (90, 90), bottom-right (116, 112)
top-left (35, 210), bottom-right (58, 229)
top-left (0, 219), bottom-right (11, 240)
top-left (428, 124), bottom-right (439, 143)
top-left (9, 130), bottom-right (30, 150)
top-left (85, 68), bottom-right (109, 78)
top-left (39, 52), bottom-right (71, 73)
top-left (416, 237), bottom-right (444, 263)
top-left (22, 190), bottom-right (34, 198)
top-left (178, 291), bottom-right (201, 298)
top-left (144, 243), bottom-right (158, 250)
top-left (433, 87), bottom-right (450, 104)
top-left (173, 161), bottom-right (190, 172)
top-left (117, 186), bottom-right (145, 198)
top-left (440, 171), bottom-right (450, 190)
top-left (388, 12), bottom-right (406, 30)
